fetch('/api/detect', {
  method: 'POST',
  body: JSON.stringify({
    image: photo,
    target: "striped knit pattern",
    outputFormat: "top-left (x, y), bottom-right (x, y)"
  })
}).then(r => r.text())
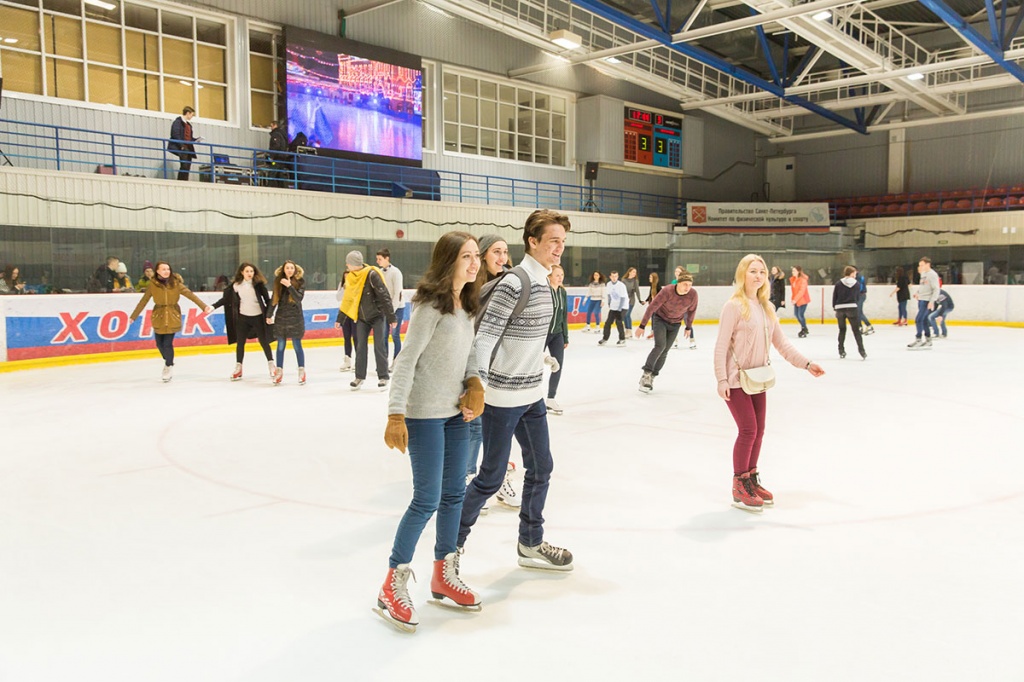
top-left (475, 254), bottom-right (553, 408)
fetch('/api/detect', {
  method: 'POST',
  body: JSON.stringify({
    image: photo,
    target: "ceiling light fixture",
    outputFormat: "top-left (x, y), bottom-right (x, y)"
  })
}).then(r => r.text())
top-left (3, 37), bottom-right (18, 44)
top-left (543, 51), bottom-right (571, 64)
top-left (906, 72), bottom-right (925, 81)
top-left (812, 10), bottom-right (831, 21)
top-left (84, 0), bottom-right (117, 11)
top-left (419, 1), bottom-right (454, 18)
top-left (549, 29), bottom-right (582, 50)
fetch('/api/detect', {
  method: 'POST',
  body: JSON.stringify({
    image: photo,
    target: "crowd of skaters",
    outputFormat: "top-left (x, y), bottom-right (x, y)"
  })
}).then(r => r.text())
top-left (3, 213), bottom-right (965, 633)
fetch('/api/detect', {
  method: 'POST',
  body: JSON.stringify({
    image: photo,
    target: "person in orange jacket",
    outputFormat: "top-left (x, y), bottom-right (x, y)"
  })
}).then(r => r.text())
top-left (789, 265), bottom-right (811, 337)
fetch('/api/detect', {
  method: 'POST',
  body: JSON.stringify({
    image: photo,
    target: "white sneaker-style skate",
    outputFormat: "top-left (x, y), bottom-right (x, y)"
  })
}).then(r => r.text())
top-left (378, 378), bottom-right (389, 391)
top-left (350, 378), bottom-right (364, 390)
top-left (267, 360), bottom-right (276, 378)
top-left (340, 356), bottom-right (353, 372)
top-left (496, 462), bottom-right (521, 508)
top-left (517, 541), bottom-right (573, 571)
top-left (272, 367), bottom-right (283, 385)
top-left (231, 363), bottom-right (243, 381)
top-left (298, 367), bottom-right (306, 385)
top-left (689, 338), bottom-right (697, 350)
top-left (545, 398), bottom-right (563, 415)
top-left (161, 365), bottom-right (172, 383)
top-left (639, 371), bottom-right (654, 394)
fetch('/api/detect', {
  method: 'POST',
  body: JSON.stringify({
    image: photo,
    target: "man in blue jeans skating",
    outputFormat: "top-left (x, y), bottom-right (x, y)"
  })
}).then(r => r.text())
top-left (458, 209), bottom-right (574, 571)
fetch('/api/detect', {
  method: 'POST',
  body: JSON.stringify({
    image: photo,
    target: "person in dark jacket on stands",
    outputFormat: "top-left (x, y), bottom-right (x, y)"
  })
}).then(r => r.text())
top-left (338, 250), bottom-right (396, 391)
top-left (213, 262), bottom-right (275, 382)
top-left (92, 256), bottom-right (120, 292)
top-left (833, 265), bottom-right (866, 360)
top-left (168, 106), bottom-right (198, 181)
top-left (266, 260), bottom-right (307, 386)
top-left (268, 121), bottom-right (289, 188)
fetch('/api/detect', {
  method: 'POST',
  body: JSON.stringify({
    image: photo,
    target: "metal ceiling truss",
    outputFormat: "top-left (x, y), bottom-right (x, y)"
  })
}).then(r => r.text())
top-left (419, 0), bottom-right (1024, 139)
top-left (917, 0), bottom-right (1024, 82)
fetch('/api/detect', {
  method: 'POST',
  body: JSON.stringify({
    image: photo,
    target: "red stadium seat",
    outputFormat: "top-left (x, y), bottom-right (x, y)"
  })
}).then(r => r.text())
top-left (956, 199), bottom-right (972, 210)
top-left (912, 202), bottom-right (928, 212)
top-left (941, 200), bottom-right (957, 210)
top-left (927, 201), bottom-right (940, 211)
top-left (985, 197), bottom-right (1005, 208)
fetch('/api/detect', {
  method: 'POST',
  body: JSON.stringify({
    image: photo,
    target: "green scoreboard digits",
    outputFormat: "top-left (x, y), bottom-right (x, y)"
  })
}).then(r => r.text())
top-left (624, 106), bottom-right (682, 171)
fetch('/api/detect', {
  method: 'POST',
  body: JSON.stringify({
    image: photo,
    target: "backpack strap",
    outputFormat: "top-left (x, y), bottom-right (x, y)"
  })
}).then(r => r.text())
top-left (478, 266), bottom-right (532, 370)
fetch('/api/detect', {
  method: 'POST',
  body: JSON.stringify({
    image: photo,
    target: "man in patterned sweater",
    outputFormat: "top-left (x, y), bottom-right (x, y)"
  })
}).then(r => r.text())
top-left (457, 209), bottom-right (574, 572)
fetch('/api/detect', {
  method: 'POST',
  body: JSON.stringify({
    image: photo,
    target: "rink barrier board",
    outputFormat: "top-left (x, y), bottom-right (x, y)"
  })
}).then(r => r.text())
top-left (1, 285), bottom-right (1022, 369)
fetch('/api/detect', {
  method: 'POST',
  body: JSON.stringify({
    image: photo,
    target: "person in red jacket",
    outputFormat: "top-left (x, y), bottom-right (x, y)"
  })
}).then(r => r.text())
top-left (789, 265), bottom-right (811, 337)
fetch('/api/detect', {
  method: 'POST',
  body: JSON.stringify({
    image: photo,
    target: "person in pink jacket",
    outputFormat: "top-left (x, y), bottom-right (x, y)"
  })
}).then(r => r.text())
top-left (715, 255), bottom-right (825, 512)
top-left (789, 265), bottom-right (811, 337)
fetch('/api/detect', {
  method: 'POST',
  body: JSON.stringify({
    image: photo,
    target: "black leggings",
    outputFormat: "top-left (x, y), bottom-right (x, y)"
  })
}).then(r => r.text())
top-left (342, 316), bottom-right (355, 357)
top-left (155, 333), bottom-right (175, 366)
top-left (235, 314), bottom-right (273, 362)
top-left (545, 332), bottom-right (565, 399)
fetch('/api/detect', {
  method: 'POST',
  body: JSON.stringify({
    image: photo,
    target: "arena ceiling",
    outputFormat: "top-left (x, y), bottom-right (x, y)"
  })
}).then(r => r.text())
top-left (352, 0), bottom-right (1024, 141)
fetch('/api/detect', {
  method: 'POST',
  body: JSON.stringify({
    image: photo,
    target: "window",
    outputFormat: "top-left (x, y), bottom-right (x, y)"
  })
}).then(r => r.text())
top-left (248, 25), bottom-right (281, 129)
top-left (442, 66), bottom-right (569, 166)
top-left (0, 0), bottom-right (230, 120)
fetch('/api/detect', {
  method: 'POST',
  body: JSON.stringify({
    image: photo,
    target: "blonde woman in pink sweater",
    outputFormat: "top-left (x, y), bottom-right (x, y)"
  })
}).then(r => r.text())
top-left (714, 254), bottom-right (825, 512)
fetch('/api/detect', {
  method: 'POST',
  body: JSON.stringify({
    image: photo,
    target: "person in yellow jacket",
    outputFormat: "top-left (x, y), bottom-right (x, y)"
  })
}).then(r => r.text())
top-left (339, 250), bottom-right (395, 390)
top-left (113, 262), bottom-right (133, 292)
top-left (130, 261), bottom-right (212, 382)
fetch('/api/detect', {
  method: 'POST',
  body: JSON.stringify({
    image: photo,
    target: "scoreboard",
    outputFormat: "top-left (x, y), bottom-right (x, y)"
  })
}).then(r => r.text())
top-left (624, 106), bottom-right (683, 171)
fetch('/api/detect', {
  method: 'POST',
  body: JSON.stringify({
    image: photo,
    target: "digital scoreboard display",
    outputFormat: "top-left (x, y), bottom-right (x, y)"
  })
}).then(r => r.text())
top-left (624, 106), bottom-right (682, 170)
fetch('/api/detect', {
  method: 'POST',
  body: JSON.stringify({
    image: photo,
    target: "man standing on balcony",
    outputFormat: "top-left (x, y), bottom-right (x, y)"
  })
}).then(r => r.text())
top-left (168, 106), bottom-right (198, 181)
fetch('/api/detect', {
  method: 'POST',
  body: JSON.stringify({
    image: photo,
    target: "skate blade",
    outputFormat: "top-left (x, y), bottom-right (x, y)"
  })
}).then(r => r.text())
top-left (371, 607), bottom-right (417, 633)
top-left (638, 387), bottom-right (652, 394)
top-left (730, 501), bottom-right (763, 514)
top-left (428, 597), bottom-right (482, 612)
top-left (495, 499), bottom-right (521, 510)
top-left (517, 557), bottom-right (574, 572)
top-left (230, 377), bottom-right (242, 381)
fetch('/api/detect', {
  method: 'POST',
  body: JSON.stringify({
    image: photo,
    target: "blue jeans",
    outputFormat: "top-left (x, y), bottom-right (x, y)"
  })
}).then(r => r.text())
top-left (459, 399), bottom-right (553, 548)
top-left (794, 304), bottom-right (808, 331)
top-left (275, 337), bottom-right (305, 367)
top-left (586, 299), bottom-right (602, 326)
top-left (545, 332), bottom-right (565, 399)
top-left (914, 300), bottom-right (932, 338)
top-left (897, 299), bottom-right (908, 320)
top-left (465, 418), bottom-right (483, 477)
top-left (384, 306), bottom-right (405, 359)
top-left (389, 414), bottom-right (471, 567)
top-left (624, 304), bottom-right (635, 329)
top-left (929, 308), bottom-right (950, 336)
top-left (857, 293), bottom-right (871, 327)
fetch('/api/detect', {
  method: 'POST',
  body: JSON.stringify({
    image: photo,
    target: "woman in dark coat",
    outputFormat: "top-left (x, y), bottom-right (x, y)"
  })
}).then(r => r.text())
top-left (129, 261), bottom-right (212, 382)
top-left (267, 260), bottom-right (306, 385)
top-left (769, 266), bottom-right (787, 311)
top-left (212, 262), bottom-right (274, 381)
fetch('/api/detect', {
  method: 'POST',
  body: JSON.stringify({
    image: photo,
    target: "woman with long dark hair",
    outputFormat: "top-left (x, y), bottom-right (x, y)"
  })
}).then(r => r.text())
top-left (129, 261), bottom-right (212, 382)
top-left (266, 260), bottom-right (306, 386)
top-left (376, 231), bottom-right (484, 632)
top-left (714, 255), bottom-right (824, 512)
top-left (643, 272), bottom-right (661, 339)
top-left (212, 262), bottom-right (275, 381)
top-left (890, 265), bottom-right (910, 326)
top-left (0, 265), bottom-right (26, 294)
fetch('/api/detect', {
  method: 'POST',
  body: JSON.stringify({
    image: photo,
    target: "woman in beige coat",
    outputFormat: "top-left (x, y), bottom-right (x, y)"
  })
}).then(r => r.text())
top-left (130, 261), bottom-right (212, 382)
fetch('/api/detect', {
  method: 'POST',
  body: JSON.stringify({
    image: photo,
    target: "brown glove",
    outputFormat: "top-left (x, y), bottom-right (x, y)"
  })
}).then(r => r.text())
top-left (459, 376), bottom-right (485, 418)
top-left (384, 414), bottom-right (408, 452)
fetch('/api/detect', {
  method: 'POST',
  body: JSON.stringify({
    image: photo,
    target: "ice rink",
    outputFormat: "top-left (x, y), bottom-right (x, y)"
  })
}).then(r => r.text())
top-left (2, 322), bottom-right (1022, 681)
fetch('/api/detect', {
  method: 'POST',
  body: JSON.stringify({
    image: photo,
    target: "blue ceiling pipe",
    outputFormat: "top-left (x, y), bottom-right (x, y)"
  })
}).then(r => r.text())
top-left (917, 0), bottom-right (1024, 83)
top-left (570, 0), bottom-right (868, 134)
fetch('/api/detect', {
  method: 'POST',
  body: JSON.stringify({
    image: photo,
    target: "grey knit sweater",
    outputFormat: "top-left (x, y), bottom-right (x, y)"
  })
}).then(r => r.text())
top-left (388, 303), bottom-right (478, 419)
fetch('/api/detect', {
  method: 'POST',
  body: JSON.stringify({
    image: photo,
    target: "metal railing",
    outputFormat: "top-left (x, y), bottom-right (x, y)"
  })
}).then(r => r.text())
top-left (0, 118), bottom-right (684, 221)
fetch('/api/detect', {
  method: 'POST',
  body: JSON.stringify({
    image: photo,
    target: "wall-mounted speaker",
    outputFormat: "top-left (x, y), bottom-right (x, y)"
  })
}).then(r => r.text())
top-left (584, 161), bottom-right (599, 181)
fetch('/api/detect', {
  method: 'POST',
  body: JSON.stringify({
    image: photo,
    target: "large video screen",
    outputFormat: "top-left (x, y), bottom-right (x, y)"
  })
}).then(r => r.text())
top-left (284, 28), bottom-right (423, 167)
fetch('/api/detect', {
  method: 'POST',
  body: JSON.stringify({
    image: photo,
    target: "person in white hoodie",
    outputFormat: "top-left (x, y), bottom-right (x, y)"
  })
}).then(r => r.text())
top-left (598, 270), bottom-right (629, 346)
top-left (909, 256), bottom-right (941, 350)
top-left (832, 266), bottom-right (866, 360)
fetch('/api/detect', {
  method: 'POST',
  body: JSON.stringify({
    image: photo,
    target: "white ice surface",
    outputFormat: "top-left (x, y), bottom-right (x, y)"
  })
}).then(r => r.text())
top-left (1, 324), bottom-right (1022, 681)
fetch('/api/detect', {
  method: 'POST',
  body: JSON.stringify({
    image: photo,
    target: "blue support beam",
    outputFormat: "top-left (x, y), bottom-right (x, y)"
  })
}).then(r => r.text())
top-left (649, 0), bottom-right (670, 33)
top-left (786, 45), bottom-right (820, 87)
top-left (917, 0), bottom-right (1024, 83)
top-left (753, 15), bottom-right (782, 86)
top-left (985, 0), bottom-right (1000, 43)
top-left (570, 0), bottom-right (868, 134)
top-left (1004, 2), bottom-right (1024, 50)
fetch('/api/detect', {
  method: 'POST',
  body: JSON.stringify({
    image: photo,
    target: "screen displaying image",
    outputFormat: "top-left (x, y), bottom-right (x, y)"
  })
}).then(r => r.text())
top-left (284, 29), bottom-right (423, 166)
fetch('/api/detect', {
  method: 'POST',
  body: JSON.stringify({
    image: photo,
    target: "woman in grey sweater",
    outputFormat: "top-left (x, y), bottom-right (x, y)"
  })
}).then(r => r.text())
top-left (376, 231), bottom-right (484, 632)
top-left (621, 266), bottom-right (643, 333)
